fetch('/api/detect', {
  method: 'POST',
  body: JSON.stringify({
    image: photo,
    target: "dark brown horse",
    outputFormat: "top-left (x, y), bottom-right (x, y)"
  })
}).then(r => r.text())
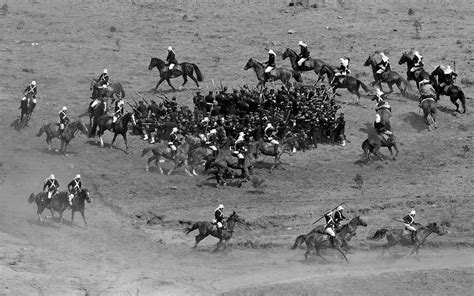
top-left (37, 119), bottom-right (89, 155)
top-left (369, 222), bottom-right (444, 256)
top-left (362, 133), bottom-right (399, 161)
top-left (318, 64), bottom-right (370, 101)
top-left (282, 48), bottom-right (328, 85)
top-left (254, 137), bottom-right (295, 172)
top-left (27, 189), bottom-right (92, 226)
top-left (244, 58), bottom-right (302, 90)
top-left (87, 99), bottom-right (107, 130)
top-left (185, 211), bottom-right (245, 251)
top-left (19, 97), bottom-right (34, 128)
top-left (90, 79), bottom-right (125, 102)
top-left (398, 52), bottom-right (436, 90)
top-left (141, 140), bottom-right (192, 176)
top-left (363, 55), bottom-right (410, 94)
top-left (148, 57), bottom-right (203, 90)
top-left (292, 216), bottom-right (367, 256)
top-left (431, 66), bottom-right (467, 113)
top-left (91, 112), bottom-right (136, 151)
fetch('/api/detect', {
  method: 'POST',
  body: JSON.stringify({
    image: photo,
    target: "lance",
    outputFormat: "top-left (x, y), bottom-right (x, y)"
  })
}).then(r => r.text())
top-left (135, 90), bottom-right (149, 105)
top-left (453, 60), bottom-right (457, 82)
top-left (312, 202), bottom-right (345, 225)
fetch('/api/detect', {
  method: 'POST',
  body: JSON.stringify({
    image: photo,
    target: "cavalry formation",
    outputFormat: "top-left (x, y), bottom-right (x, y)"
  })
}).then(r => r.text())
top-left (21, 41), bottom-right (464, 260)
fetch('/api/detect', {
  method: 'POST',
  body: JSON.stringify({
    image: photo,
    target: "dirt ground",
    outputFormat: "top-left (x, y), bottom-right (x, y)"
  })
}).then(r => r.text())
top-left (1, 0), bottom-right (473, 295)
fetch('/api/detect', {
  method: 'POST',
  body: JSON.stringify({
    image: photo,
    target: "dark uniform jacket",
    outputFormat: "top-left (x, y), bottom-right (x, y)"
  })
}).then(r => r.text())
top-left (97, 73), bottom-right (109, 86)
top-left (24, 84), bottom-right (37, 98)
top-left (68, 178), bottom-right (82, 193)
top-left (166, 51), bottom-right (178, 65)
top-left (43, 179), bottom-right (59, 191)
top-left (265, 54), bottom-right (276, 68)
top-left (59, 111), bottom-right (69, 124)
top-left (299, 46), bottom-right (310, 59)
top-left (215, 209), bottom-right (224, 222)
top-left (403, 214), bottom-right (415, 225)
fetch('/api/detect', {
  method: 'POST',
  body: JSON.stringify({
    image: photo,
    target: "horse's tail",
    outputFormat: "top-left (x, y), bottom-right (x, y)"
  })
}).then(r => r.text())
top-left (28, 193), bottom-right (36, 204)
top-left (192, 64), bottom-right (203, 82)
top-left (359, 80), bottom-right (370, 93)
top-left (369, 229), bottom-right (389, 240)
top-left (292, 70), bottom-right (302, 83)
top-left (37, 125), bottom-right (45, 137)
top-left (141, 147), bottom-right (152, 157)
top-left (291, 234), bottom-right (307, 250)
top-left (184, 222), bottom-right (200, 235)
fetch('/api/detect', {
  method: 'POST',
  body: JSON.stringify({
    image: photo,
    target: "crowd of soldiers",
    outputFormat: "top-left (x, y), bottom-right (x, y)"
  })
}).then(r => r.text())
top-left (129, 84), bottom-right (346, 150)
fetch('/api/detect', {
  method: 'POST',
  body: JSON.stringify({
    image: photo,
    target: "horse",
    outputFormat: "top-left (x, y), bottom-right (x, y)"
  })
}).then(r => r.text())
top-left (244, 58), bottom-right (302, 90)
top-left (92, 112), bottom-right (136, 150)
top-left (70, 188), bottom-right (93, 226)
top-left (281, 48), bottom-right (328, 85)
top-left (187, 146), bottom-right (213, 176)
top-left (363, 55), bottom-right (410, 94)
top-left (292, 216), bottom-right (368, 253)
top-left (431, 66), bottom-right (467, 113)
top-left (254, 137), bottom-right (295, 172)
top-left (185, 211), bottom-right (245, 251)
top-left (141, 140), bottom-right (192, 176)
top-left (369, 222), bottom-right (444, 256)
top-left (37, 119), bottom-right (89, 155)
top-left (420, 97), bottom-right (438, 130)
top-left (398, 52), bottom-right (436, 90)
top-left (19, 97), bottom-right (34, 128)
top-left (148, 57), bottom-right (203, 90)
top-left (90, 79), bottom-right (125, 103)
top-left (87, 99), bottom-right (107, 130)
top-left (318, 64), bottom-right (370, 101)
top-left (362, 133), bottom-right (399, 161)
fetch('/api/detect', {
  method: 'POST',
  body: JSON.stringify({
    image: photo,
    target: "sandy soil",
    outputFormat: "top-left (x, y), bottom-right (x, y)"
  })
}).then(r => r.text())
top-left (1, 0), bottom-right (473, 295)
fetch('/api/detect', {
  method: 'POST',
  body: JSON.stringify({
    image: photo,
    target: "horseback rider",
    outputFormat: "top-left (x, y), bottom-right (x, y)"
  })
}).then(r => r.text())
top-left (97, 68), bottom-right (109, 90)
top-left (264, 49), bottom-right (276, 81)
top-left (233, 131), bottom-right (247, 167)
top-left (67, 174), bottom-right (82, 206)
top-left (418, 79), bottom-right (437, 105)
top-left (206, 128), bottom-right (218, 157)
top-left (58, 106), bottom-right (70, 139)
top-left (324, 211), bottom-right (337, 246)
top-left (166, 46), bottom-right (178, 72)
top-left (439, 65), bottom-right (458, 92)
top-left (112, 98), bottom-right (124, 130)
top-left (43, 174), bottom-right (59, 201)
top-left (374, 114), bottom-right (393, 142)
top-left (333, 205), bottom-right (346, 231)
top-left (213, 204), bottom-right (225, 234)
top-left (264, 122), bottom-right (279, 155)
top-left (168, 127), bottom-right (181, 158)
top-left (376, 52), bottom-right (390, 81)
top-left (297, 41), bottom-right (310, 69)
top-left (403, 210), bottom-right (417, 243)
top-left (333, 57), bottom-right (351, 85)
top-left (410, 51), bottom-right (424, 78)
top-left (22, 80), bottom-right (37, 113)
top-left (374, 88), bottom-right (391, 112)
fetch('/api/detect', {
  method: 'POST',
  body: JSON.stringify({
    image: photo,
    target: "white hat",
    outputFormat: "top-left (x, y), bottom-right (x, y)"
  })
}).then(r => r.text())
top-left (168, 46), bottom-right (173, 51)
top-left (103, 69), bottom-right (108, 73)
top-left (375, 88), bottom-right (384, 96)
top-left (49, 174), bottom-right (55, 179)
top-left (340, 58), bottom-right (349, 67)
top-left (444, 66), bottom-right (453, 74)
top-left (410, 210), bottom-right (416, 215)
top-left (202, 117), bottom-right (209, 123)
top-left (337, 205), bottom-right (344, 211)
top-left (209, 129), bottom-right (216, 134)
top-left (171, 127), bottom-right (178, 133)
top-left (31, 80), bottom-right (36, 86)
top-left (266, 123), bottom-right (273, 128)
top-left (413, 51), bottom-right (422, 58)
top-left (218, 204), bottom-right (224, 209)
top-left (380, 52), bottom-right (389, 62)
top-left (75, 174), bottom-right (81, 179)
top-left (62, 106), bottom-right (68, 111)
top-left (268, 49), bottom-right (276, 55)
top-left (375, 113), bottom-right (381, 123)
top-left (298, 41), bottom-right (306, 47)
top-left (239, 131), bottom-right (245, 136)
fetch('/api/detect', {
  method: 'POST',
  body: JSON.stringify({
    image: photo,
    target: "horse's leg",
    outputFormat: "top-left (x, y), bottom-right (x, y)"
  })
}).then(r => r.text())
top-left (99, 135), bottom-right (104, 147)
top-left (145, 155), bottom-right (155, 172)
top-left (188, 73), bottom-right (200, 88)
top-left (157, 157), bottom-right (164, 175)
top-left (194, 233), bottom-right (207, 249)
top-left (71, 210), bottom-right (75, 226)
top-left (180, 74), bottom-right (188, 89)
top-left (154, 78), bottom-right (165, 90)
top-left (335, 245), bottom-right (349, 262)
top-left (47, 137), bottom-right (52, 151)
top-left (213, 239), bottom-right (223, 252)
top-left (450, 97), bottom-right (459, 113)
top-left (80, 210), bottom-right (87, 226)
top-left (122, 133), bottom-right (128, 150)
top-left (387, 82), bottom-right (394, 93)
top-left (165, 78), bottom-right (175, 90)
top-left (109, 133), bottom-right (118, 149)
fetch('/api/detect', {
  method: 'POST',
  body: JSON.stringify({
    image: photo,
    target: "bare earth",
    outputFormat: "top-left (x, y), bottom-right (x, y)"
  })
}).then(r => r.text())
top-left (1, 0), bottom-right (473, 295)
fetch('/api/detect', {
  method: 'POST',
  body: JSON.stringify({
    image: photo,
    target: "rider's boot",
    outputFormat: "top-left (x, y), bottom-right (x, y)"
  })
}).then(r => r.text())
top-left (273, 144), bottom-right (278, 155)
top-left (58, 130), bottom-right (63, 139)
top-left (30, 102), bottom-right (36, 113)
top-left (411, 230), bottom-right (417, 243)
top-left (330, 236), bottom-right (336, 247)
top-left (238, 158), bottom-right (245, 168)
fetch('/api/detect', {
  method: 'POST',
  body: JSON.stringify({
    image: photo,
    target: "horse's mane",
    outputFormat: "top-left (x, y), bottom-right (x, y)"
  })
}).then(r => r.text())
top-left (226, 211), bottom-right (236, 221)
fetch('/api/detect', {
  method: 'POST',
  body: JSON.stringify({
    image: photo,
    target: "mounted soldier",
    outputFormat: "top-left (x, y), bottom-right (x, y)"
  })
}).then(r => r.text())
top-left (376, 52), bottom-right (391, 81)
top-left (403, 209), bottom-right (417, 243)
top-left (206, 128), bottom-right (218, 157)
top-left (67, 174), bottom-right (82, 206)
top-left (22, 80), bottom-right (37, 113)
top-left (333, 57), bottom-right (351, 85)
top-left (166, 46), bottom-right (179, 73)
top-left (297, 41), bottom-right (310, 70)
top-left (409, 51), bottom-right (424, 79)
top-left (213, 204), bottom-right (225, 234)
top-left (233, 131), bottom-right (247, 167)
top-left (264, 49), bottom-right (276, 81)
top-left (373, 88), bottom-right (391, 113)
top-left (43, 174), bottom-right (59, 201)
top-left (418, 79), bottom-right (437, 105)
top-left (324, 211), bottom-right (336, 246)
top-left (374, 114), bottom-right (393, 142)
top-left (58, 106), bottom-right (70, 139)
top-left (439, 65), bottom-right (458, 93)
top-left (264, 122), bottom-right (279, 155)
top-left (333, 205), bottom-right (346, 231)
top-left (168, 127), bottom-right (181, 159)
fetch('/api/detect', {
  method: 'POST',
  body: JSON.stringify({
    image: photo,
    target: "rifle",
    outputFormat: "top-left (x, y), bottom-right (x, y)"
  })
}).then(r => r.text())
top-left (135, 91), bottom-right (149, 105)
top-left (126, 102), bottom-right (138, 112)
top-left (311, 202), bottom-right (345, 225)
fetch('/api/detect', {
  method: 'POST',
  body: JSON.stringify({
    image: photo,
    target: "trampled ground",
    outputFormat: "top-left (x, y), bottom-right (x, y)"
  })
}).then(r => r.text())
top-left (0, 0), bottom-right (473, 295)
